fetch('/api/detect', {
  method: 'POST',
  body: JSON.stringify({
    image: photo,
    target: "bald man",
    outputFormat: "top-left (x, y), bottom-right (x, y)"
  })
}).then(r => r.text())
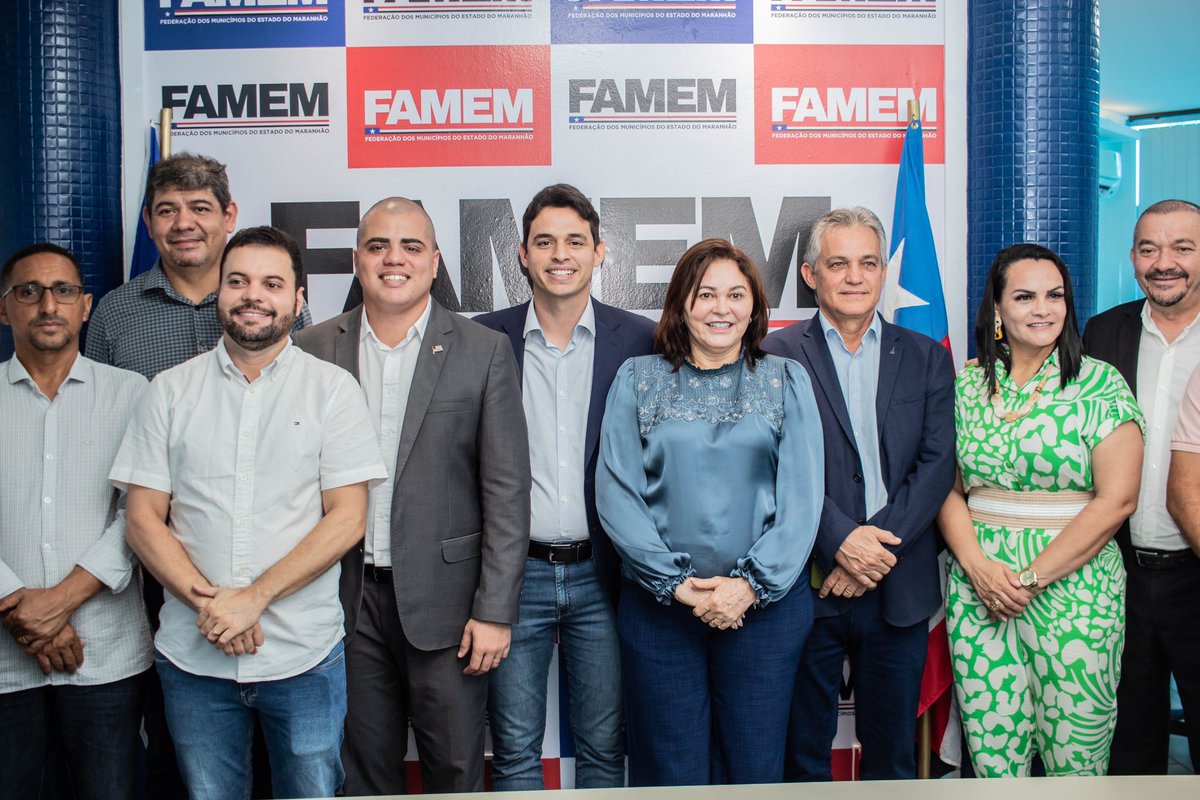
top-left (295, 199), bottom-right (530, 794)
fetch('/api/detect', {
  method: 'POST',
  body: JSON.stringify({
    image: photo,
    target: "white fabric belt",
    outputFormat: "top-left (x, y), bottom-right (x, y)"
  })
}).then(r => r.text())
top-left (967, 486), bottom-right (1094, 531)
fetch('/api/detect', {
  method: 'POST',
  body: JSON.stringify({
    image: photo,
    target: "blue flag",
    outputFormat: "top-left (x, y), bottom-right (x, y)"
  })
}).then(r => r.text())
top-left (885, 117), bottom-right (952, 356)
top-left (129, 127), bottom-right (161, 279)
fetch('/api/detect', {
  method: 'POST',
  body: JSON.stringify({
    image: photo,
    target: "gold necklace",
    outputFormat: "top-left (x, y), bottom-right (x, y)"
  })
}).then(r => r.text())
top-left (991, 372), bottom-right (1051, 423)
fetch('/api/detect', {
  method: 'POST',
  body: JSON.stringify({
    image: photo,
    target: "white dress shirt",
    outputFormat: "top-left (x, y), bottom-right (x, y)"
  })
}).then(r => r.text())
top-left (110, 339), bottom-right (387, 682)
top-left (358, 300), bottom-right (431, 566)
top-left (1132, 304), bottom-right (1200, 550)
top-left (0, 355), bottom-right (153, 692)
top-left (522, 300), bottom-right (594, 543)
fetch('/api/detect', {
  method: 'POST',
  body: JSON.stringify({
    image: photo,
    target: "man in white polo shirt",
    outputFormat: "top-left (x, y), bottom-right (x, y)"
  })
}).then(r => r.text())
top-left (111, 226), bottom-right (386, 800)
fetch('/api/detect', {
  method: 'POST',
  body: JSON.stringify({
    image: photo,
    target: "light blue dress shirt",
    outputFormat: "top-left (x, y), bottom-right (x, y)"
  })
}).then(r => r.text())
top-left (818, 312), bottom-right (888, 518)
top-left (522, 301), bottom-right (595, 543)
top-left (597, 354), bottom-right (824, 605)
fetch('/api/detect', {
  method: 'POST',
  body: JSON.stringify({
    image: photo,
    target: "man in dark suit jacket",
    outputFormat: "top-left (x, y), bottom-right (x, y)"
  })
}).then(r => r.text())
top-left (474, 185), bottom-right (655, 790)
top-left (294, 198), bottom-right (530, 795)
top-left (1082, 199), bottom-right (1200, 775)
top-left (764, 206), bottom-right (955, 781)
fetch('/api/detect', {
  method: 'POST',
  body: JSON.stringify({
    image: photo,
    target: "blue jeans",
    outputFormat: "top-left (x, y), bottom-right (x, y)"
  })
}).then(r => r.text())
top-left (619, 579), bottom-right (812, 786)
top-left (0, 671), bottom-right (145, 800)
top-left (786, 588), bottom-right (929, 781)
top-left (488, 556), bottom-right (624, 790)
top-left (155, 641), bottom-right (347, 800)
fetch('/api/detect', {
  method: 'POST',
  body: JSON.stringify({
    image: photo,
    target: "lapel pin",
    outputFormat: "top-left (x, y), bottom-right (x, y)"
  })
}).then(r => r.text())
top-left (432, 345), bottom-right (444, 354)
top-left (889, 346), bottom-right (896, 355)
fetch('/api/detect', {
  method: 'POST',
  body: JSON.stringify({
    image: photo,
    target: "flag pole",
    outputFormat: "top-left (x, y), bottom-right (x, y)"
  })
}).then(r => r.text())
top-left (159, 108), bottom-right (172, 158)
top-left (907, 94), bottom-right (934, 779)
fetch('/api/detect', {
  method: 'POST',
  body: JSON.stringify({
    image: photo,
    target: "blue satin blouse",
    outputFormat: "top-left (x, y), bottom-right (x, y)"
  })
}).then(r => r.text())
top-left (597, 353), bottom-right (824, 605)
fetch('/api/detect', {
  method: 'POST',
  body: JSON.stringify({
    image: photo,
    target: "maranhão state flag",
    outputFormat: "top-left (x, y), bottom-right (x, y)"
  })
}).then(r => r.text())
top-left (881, 112), bottom-right (959, 769)
top-left (129, 125), bottom-right (161, 280)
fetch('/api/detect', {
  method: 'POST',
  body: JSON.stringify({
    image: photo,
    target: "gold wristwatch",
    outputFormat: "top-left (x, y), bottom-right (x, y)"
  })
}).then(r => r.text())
top-left (1018, 567), bottom-right (1040, 592)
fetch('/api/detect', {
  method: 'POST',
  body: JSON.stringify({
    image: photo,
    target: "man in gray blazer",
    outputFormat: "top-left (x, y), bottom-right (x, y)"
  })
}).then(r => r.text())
top-left (295, 198), bottom-right (530, 795)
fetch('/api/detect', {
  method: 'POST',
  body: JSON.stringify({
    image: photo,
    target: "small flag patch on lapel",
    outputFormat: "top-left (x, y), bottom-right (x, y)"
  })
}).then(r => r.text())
top-left (432, 345), bottom-right (444, 354)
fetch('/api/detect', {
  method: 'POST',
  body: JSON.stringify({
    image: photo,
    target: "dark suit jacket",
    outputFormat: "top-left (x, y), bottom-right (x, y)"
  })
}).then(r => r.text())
top-left (764, 315), bottom-right (955, 627)
top-left (473, 299), bottom-right (656, 600)
top-left (295, 300), bottom-right (531, 651)
top-left (1082, 298), bottom-right (1145, 553)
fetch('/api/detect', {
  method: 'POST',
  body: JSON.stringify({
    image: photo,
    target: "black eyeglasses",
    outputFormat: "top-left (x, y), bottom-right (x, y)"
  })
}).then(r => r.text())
top-left (1, 283), bottom-right (87, 305)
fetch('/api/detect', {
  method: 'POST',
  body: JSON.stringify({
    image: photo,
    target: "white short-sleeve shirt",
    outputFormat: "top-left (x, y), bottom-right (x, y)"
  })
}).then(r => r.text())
top-left (110, 339), bottom-right (387, 682)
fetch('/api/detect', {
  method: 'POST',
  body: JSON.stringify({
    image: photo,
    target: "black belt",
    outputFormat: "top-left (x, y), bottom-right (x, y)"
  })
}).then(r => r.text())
top-left (364, 564), bottom-right (393, 582)
top-left (528, 540), bottom-right (592, 564)
top-left (1131, 547), bottom-right (1198, 570)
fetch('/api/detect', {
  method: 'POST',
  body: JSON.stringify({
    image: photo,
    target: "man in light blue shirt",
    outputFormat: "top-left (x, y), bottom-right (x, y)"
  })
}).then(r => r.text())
top-left (476, 185), bottom-right (656, 790)
top-left (765, 206), bottom-right (955, 781)
top-left (0, 243), bottom-right (152, 800)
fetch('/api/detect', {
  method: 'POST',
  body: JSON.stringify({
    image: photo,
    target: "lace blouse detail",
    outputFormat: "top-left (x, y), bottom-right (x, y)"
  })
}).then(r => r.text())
top-left (630, 356), bottom-right (787, 437)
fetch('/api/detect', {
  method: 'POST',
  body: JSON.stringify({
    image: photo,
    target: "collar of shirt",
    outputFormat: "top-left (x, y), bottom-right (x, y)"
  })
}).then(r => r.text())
top-left (6, 351), bottom-right (90, 394)
top-left (1140, 301), bottom-right (1200, 347)
top-left (818, 310), bottom-right (881, 356)
top-left (524, 297), bottom-right (596, 352)
top-left (214, 337), bottom-right (295, 384)
top-left (361, 298), bottom-right (432, 352)
top-left (145, 262), bottom-right (217, 306)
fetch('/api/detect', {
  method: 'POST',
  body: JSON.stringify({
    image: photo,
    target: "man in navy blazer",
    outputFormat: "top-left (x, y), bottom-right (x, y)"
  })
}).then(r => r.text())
top-left (764, 206), bottom-right (955, 781)
top-left (474, 184), bottom-right (655, 790)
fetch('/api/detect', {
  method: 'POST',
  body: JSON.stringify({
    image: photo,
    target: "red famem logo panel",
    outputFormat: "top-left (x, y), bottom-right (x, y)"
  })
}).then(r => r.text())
top-left (755, 44), bottom-right (944, 165)
top-left (347, 45), bottom-right (551, 168)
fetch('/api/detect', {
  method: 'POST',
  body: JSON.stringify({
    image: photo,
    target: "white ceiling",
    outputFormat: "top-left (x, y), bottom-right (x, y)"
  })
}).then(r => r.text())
top-left (1100, 0), bottom-right (1200, 120)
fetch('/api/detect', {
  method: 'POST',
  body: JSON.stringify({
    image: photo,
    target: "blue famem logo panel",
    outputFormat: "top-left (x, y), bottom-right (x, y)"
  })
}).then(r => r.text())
top-left (550, 0), bottom-right (753, 44)
top-left (145, 0), bottom-right (346, 51)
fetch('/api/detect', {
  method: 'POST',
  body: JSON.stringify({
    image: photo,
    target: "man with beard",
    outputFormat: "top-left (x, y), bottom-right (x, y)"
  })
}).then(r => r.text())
top-left (85, 153), bottom-right (312, 798)
top-left (1083, 199), bottom-right (1200, 774)
top-left (110, 227), bottom-right (386, 800)
top-left (0, 243), bottom-right (152, 800)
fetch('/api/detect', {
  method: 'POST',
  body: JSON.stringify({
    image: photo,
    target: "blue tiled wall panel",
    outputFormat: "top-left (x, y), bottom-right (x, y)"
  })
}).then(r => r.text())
top-left (968, 1), bottom-right (1100, 354)
top-left (0, 1), bottom-right (122, 362)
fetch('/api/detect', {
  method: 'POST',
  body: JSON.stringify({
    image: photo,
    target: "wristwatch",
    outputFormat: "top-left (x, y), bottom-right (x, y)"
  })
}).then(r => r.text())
top-left (1018, 567), bottom-right (1040, 592)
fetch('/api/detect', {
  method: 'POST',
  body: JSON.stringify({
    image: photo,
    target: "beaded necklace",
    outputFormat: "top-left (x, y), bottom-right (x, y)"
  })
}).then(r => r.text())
top-left (991, 370), bottom-right (1051, 423)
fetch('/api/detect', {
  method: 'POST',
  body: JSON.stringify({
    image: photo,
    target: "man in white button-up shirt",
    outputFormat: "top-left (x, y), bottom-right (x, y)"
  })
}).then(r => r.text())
top-left (0, 243), bottom-right (152, 800)
top-left (112, 227), bottom-right (386, 800)
top-left (1084, 199), bottom-right (1200, 775)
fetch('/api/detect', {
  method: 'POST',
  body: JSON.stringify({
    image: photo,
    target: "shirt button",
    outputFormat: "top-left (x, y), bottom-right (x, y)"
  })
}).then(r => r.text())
top-left (560, 461), bottom-right (568, 468)
top-left (43, 497), bottom-right (52, 504)
top-left (239, 474), bottom-right (248, 482)
top-left (45, 453), bottom-right (54, 460)
top-left (560, 496), bottom-right (568, 503)
top-left (559, 425), bottom-right (566, 432)
top-left (558, 391), bottom-right (565, 399)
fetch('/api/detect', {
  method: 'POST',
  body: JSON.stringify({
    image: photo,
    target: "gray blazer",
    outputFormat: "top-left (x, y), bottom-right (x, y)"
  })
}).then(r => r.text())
top-left (295, 300), bottom-right (531, 651)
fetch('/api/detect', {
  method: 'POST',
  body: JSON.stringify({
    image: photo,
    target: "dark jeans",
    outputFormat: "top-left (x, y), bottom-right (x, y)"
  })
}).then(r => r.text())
top-left (0, 671), bottom-right (146, 800)
top-left (1110, 553), bottom-right (1200, 774)
top-left (619, 579), bottom-right (812, 786)
top-left (787, 589), bottom-right (929, 781)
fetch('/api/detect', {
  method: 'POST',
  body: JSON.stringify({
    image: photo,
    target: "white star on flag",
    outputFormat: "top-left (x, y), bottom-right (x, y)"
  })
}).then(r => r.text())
top-left (880, 238), bottom-right (929, 323)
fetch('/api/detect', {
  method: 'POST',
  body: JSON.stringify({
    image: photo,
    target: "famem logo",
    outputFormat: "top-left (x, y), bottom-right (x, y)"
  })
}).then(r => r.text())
top-left (567, 78), bottom-right (737, 130)
top-left (754, 44), bottom-right (944, 165)
top-left (162, 82), bottom-right (330, 137)
top-left (145, 0), bottom-right (344, 50)
top-left (347, 46), bottom-right (550, 168)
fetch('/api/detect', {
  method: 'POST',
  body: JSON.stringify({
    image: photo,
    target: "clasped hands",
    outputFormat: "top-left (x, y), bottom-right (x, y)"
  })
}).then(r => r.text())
top-left (192, 583), bottom-right (267, 657)
top-left (0, 587), bottom-right (86, 676)
top-left (674, 576), bottom-right (757, 631)
top-left (963, 559), bottom-right (1034, 622)
top-left (820, 525), bottom-right (901, 599)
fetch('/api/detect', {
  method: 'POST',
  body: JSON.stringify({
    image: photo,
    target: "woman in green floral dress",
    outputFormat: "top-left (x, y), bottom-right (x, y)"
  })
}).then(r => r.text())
top-left (938, 244), bottom-right (1145, 777)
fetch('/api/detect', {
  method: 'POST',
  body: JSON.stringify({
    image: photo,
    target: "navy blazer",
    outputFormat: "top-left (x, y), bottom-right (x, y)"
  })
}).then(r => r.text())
top-left (474, 299), bottom-right (657, 600)
top-left (1082, 298), bottom-right (1144, 554)
top-left (764, 315), bottom-right (955, 627)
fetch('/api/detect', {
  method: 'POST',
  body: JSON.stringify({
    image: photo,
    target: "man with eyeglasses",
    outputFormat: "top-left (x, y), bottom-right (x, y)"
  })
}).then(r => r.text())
top-left (0, 243), bottom-right (153, 800)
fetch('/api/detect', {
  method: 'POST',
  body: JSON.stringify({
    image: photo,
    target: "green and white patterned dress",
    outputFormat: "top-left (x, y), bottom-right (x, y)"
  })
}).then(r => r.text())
top-left (947, 353), bottom-right (1143, 777)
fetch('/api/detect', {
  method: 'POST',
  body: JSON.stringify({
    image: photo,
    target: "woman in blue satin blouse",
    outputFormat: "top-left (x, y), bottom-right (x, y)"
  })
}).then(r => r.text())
top-left (597, 238), bottom-right (824, 786)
